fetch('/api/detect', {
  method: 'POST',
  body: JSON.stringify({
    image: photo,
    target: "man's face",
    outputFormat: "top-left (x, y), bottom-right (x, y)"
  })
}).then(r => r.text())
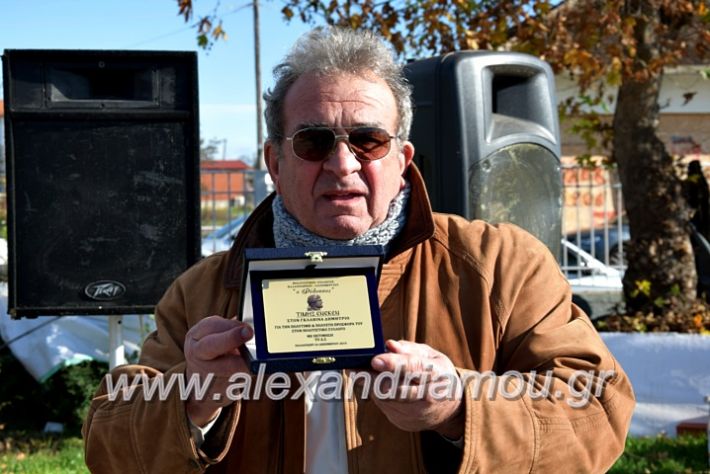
top-left (265, 71), bottom-right (414, 240)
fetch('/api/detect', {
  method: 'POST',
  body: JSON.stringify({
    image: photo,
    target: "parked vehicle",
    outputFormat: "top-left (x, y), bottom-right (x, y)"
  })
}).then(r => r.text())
top-left (564, 223), bottom-right (710, 311)
top-left (564, 222), bottom-right (630, 268)
top-left (201, 215), bottom-right (248, 257)
top-left (562, 239), bottom-right (624, 319)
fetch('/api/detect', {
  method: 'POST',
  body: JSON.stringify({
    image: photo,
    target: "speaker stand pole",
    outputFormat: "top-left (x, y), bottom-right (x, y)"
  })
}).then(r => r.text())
top-left (108, 315), bottom-right (126, 369)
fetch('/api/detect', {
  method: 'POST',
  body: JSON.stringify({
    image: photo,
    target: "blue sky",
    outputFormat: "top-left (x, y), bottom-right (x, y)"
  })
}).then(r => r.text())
top-left (0, 0), bottom-right (317, 161)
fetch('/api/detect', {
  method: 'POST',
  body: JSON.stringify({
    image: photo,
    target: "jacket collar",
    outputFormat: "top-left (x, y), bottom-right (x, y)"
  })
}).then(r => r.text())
top-left (223, 163), bottom-right (435, 289)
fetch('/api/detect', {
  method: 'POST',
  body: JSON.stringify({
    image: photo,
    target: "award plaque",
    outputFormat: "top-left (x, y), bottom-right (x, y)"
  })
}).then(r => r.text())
top-left (240, 246), bottom-right (385, 373)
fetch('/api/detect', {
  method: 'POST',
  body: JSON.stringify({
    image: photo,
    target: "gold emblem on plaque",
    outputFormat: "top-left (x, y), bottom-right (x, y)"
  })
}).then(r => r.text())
top-left (304, 251), bottom-right (328, 263)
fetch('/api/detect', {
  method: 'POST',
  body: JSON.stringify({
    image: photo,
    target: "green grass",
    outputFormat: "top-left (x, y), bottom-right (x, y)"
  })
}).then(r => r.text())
top-left (0, 434), bottom-right (87, 474)
top-left (0, 432), bottom-right (707, 473)
top-left (610, 434), bottom-right (709, 473)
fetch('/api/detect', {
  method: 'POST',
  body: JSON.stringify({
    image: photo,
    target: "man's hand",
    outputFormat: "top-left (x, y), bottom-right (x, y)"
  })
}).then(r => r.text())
top-left (184, 316), bottom-right (253, 427)
top-left (369, 340), bottom-right (464, 440)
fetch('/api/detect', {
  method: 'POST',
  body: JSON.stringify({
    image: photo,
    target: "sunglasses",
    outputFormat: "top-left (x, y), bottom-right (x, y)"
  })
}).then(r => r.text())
top-left (285, 127), bottom-right (397, 162)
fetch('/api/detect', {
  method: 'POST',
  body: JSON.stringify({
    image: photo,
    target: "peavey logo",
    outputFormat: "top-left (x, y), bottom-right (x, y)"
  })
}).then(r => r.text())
top-left (84, 280), bottom-right (126, 301)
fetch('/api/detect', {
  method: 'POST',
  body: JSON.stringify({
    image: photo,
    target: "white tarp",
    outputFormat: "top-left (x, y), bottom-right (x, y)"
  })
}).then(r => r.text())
top-left (0, 283), bottom-right (154, 382)
top-left (601, 332), bottom-right (710, 436)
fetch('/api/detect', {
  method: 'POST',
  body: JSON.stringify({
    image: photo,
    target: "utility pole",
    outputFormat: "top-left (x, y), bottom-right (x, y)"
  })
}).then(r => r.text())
top-left (253, 0), bottom-right (264, 170)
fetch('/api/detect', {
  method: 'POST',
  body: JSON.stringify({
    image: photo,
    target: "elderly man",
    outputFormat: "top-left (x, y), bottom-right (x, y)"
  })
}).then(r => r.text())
top-left (83, 27), bottom-right (634, 473)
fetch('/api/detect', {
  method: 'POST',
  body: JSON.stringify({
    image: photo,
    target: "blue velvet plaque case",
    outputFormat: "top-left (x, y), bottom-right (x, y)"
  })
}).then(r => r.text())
top-left (239, 246), bottom-right (385, 373)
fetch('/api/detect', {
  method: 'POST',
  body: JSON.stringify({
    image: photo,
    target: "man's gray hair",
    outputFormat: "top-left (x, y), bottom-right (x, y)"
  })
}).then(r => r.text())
top-left (264, 27), bottom-right (413, 142)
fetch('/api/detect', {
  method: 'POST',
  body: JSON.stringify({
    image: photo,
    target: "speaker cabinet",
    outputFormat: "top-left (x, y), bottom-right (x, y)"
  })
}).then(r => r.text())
top-left (2, 50), bottom-right (201, 317)
top-left (405, 52), bottom-right (562, 258)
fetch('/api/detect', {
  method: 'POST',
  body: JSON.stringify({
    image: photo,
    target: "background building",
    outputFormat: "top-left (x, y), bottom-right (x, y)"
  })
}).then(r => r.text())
top-left (200, 159), bottom-right (252, 210)
top-left (557, 65), bottom-right (710, 232)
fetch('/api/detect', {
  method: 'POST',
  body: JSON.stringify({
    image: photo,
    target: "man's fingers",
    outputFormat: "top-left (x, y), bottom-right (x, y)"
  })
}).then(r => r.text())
top-left (372, 351), bottom-right (434, 374)
top-left (194, 351), bottom-right (250, 379)
top-left (189, 324), bottom-right (253, 361)
top-left (386, 339), bottom-right (440, 359)
top-left (187, 315), bottom-right (243, 341)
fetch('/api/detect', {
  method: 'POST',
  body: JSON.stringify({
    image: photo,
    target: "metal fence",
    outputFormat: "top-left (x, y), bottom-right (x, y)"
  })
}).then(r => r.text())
top-left (560, 163), bottom-right (627, 277)
top-left (200, 169), bottom-right (271, 234)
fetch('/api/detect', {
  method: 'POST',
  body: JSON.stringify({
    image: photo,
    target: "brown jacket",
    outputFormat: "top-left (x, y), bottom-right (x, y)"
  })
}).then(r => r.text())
top-left (83, 166), bottom-right (634, 473)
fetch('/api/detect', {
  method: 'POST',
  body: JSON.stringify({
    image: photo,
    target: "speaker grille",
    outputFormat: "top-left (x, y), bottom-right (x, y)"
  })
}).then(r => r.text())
top-left (3, 49), bottom-right (200, 317)
top-left (469, 143), bottom-right (561, 257)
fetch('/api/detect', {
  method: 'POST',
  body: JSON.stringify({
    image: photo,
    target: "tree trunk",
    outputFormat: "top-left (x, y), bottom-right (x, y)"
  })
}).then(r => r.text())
top-left (612, 0), bottom-right (696, 313)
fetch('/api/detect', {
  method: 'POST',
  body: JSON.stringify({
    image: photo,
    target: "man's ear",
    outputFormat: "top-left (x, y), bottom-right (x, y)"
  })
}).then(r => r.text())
top-left (400, 140), bottom-right (415, 172)
top-left (264, 140), bottom-right (282, 194)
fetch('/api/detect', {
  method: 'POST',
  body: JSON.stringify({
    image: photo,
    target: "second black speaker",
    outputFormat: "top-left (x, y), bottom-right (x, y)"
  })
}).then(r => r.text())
top-left (405, 51), bottom-right (562, 258)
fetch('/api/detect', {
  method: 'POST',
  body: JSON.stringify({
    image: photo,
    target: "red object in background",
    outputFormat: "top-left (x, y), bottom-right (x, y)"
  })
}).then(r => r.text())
top-left (675, 415), bottom-right (709, 436)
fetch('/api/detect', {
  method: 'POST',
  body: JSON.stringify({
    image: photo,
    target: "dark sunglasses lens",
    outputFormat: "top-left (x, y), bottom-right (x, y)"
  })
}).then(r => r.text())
top-left (348, 128), bottom-right (392, 160)
top-left (292, 128), bottom-right (335, 161)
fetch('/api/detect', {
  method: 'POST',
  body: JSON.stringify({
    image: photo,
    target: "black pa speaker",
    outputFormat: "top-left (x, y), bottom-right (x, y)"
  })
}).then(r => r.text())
top-left (405, 52), bottom-right (562, 258)
top-left (2, 50), bottom-right (201, 317)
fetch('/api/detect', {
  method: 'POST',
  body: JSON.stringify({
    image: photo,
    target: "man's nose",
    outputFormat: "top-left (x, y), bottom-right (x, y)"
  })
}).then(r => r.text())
top-left (322, 138), bottom-right (362, 175)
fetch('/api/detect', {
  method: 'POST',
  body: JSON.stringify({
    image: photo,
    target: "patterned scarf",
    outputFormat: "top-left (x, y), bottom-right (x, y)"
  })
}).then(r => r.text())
top-left (272, 183), bottom-right (410, 254)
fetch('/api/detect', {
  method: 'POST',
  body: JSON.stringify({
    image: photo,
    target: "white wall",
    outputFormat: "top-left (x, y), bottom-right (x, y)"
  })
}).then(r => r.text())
top-left (601, 332), bottom-right (710, 437)
top-left (556, 66), bottom-right (710, 114)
